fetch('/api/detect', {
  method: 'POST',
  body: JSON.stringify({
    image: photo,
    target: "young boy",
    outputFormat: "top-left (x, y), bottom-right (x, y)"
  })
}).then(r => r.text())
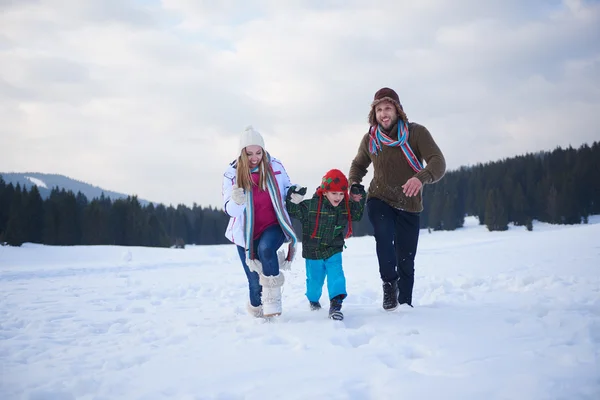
top-left (285, 169), bottom-right (366, 320)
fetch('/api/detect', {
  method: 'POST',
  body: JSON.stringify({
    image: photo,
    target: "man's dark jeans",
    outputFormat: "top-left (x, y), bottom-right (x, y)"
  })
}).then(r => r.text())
top-left (367, 198), bottom-right (420, 306)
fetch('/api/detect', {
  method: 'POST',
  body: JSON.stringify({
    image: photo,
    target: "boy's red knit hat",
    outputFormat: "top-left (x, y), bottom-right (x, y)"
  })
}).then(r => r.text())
top-left (311, 169), bottom-right (353, 239)
top-left (317, 168), bottom-right (349, 194)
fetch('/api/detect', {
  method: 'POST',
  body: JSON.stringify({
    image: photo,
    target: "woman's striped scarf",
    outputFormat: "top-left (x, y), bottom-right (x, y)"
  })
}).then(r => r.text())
top-left (368, 121), bottom-right (424, 173)
top-left (243, 156), bottom-right (297, 263)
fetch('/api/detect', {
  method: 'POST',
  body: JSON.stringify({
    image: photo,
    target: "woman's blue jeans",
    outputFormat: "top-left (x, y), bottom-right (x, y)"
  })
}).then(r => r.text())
top-left (236, 224), bottom-right (286, 307)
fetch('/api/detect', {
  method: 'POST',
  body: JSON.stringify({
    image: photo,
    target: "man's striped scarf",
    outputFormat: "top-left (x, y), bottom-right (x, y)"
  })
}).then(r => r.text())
top-left (368, 121), bottom-right (424, 173)
top-left (243, 156), bottom-right (297, 263)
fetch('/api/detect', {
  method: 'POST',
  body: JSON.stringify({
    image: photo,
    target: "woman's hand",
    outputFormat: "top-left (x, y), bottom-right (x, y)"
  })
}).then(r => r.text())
top-left (231, 185), bottom-right (246, 205)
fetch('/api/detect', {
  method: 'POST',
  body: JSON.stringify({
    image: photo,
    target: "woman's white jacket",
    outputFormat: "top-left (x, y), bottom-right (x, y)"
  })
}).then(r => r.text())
top-left (222, 157), bottom-right (294, 247)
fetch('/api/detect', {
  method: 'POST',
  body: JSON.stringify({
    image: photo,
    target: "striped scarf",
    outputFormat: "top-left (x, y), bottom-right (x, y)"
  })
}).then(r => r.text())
top-left (368, 121), bottom-right (424, 173)
top-left (243, 157), bottom-right (297, 263)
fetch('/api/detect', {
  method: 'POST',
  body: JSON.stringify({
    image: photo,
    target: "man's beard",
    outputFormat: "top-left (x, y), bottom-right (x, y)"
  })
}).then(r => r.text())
top-left (379, 116), bottom-right (398, 132)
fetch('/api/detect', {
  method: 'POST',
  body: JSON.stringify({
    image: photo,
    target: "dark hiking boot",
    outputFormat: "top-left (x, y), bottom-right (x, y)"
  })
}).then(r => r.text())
top-left (309, 301), bottom-right (321, 311)
top-left (382, 280), bottom-right (399, 311)
top-left (328, 295), bottom-right (344, 321)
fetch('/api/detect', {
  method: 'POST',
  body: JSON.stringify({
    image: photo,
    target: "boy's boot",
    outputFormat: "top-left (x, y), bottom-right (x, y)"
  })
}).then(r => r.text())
top-left (328, 295), bottom-right (344, 321)
top-left (382, 279), bottom-right (399, 311)
top-left (309, 301), bottom-right (321, 311)
top-left (259, 273), bottom-right (285, 317)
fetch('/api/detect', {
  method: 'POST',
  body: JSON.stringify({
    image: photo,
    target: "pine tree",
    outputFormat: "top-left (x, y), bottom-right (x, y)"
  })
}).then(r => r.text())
top-left (0, 178), bottom-right (14, 243)
top-left (5, 184), bottom-right (27, 246)
top-left (57, 190), bottom-right (80, 245)
top-left (191, 204), bottom-right (204, 245)
top-left (427, 186), bottom-right (444, 230)
top-left (169, 206), bottom-right (191, 246)
top-left (558, 175), bottom-right (580, 224)
top-left (546, 184), bottom-right (559, 224)
top-left (82, 198), bottom-right (112, 245)
top-left (111, 199), bottom-right (128, 246)
top-left (145, 206), bottom-right (169, 248)
top-left (511, 183), bottom-right (528, 226)
top-left (591, 142), bottom-right (600, 214)
top-left (485, 189), bottom-right (508, 231)
top-left (439, 174), bottom-right (465, 230)
top-left (126, 196), bottom-right (147, 246)
top-left (23, 185), bottom-right (45, 243)
top-left (43, 188), bottom-right (60, 245)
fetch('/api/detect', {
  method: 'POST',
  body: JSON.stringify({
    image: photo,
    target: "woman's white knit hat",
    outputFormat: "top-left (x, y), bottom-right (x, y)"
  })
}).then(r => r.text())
top-left (239, 125), bottom-right (265, 152)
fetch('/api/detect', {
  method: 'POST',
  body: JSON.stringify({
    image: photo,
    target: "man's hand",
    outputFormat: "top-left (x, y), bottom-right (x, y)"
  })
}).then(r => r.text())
top-left (231, 185), bottom-right (246, 205)
top-left (402, 177), bottom-right (422, 197)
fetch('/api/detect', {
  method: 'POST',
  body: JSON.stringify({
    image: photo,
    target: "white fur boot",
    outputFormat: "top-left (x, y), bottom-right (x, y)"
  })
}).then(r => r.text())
top-left (259, 273), bottom-right (285, 317)
top-left (246, 303), bottom-right (263, 318)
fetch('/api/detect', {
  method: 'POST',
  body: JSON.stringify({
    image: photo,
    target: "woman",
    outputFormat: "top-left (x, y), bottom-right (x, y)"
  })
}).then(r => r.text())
top-left (222, 125), bottom-right (297, 318)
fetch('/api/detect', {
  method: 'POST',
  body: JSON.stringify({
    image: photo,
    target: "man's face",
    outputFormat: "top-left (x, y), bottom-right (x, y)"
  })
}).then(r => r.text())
top-left (375, 100), bottom-right (398, 130)
top-left (324, 191), bottom-right (345, 207)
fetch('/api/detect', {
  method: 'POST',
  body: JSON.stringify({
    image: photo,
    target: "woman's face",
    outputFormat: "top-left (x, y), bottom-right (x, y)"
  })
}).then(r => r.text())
top-left (244, 145), bottom-right (263, 168)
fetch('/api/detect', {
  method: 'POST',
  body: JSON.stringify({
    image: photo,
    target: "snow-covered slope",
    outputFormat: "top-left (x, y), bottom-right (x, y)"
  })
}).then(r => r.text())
top-left (0, 172), bottom-right (152, 204)
top-left (1, 217), bottom-right (598, 399)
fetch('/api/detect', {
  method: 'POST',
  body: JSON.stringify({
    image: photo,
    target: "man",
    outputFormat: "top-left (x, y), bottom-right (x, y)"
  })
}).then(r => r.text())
top-left (349, 87), bottom-right (446, 310)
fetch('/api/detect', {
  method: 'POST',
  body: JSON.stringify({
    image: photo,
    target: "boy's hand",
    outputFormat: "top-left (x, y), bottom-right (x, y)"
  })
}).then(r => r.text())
top-left (350, 193), bottom-right (363, 202)
top-left (290, 185), bottom-right (307, 204)
top-left (293, 186), bottom-right (307, 196)
top-left (350, 183), bottom-right (364, 201)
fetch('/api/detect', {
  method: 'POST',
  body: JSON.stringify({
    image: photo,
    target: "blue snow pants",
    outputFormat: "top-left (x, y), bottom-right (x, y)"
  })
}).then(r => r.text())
top-left (305, 252), bottom-right (347, 302)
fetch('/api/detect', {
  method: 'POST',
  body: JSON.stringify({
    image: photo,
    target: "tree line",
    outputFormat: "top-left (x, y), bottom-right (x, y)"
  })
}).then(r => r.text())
top-left (1, 141), bottom-right (598, 246)
top-left (420, 141), bottom-right (600, 231)
top-left (0, 182), bottom-right (231, 247)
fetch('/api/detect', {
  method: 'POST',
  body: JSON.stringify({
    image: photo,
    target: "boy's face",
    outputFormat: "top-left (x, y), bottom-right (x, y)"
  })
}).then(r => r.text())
top-left (324, 191), bottom-right (345, 207)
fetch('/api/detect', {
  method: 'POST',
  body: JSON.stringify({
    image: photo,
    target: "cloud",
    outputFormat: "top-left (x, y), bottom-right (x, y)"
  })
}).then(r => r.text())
top-left (1, 0), bottom-right (599, 209)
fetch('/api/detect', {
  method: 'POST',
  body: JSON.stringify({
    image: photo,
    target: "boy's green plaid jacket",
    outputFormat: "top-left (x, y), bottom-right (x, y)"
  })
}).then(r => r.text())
top-left (286, 187), bottom-right (366, 260)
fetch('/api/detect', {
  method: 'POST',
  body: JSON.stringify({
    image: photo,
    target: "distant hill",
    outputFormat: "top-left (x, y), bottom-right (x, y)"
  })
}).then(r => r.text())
top-left (0, 172), bottom-right (152, 205)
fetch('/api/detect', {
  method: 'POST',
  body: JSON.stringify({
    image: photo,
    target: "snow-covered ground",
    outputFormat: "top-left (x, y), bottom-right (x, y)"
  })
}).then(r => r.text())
top-left (1, 216), bottom-right (599, 400)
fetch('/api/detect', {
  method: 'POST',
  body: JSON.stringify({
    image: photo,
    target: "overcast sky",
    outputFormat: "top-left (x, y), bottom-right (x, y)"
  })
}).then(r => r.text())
top-left (2, 0), bottom-right (599, 208)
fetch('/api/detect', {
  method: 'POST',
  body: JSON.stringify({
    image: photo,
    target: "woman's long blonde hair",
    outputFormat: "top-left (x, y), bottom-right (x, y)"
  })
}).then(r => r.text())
top-left (236, 148), bottom-right (269, 191)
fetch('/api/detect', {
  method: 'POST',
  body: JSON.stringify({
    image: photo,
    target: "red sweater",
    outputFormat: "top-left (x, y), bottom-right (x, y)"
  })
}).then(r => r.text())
top-left (251, 172), bottom-right (278, 239)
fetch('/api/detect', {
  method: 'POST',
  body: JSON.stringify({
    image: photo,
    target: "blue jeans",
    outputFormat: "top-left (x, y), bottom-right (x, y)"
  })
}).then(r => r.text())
top-left (367, 197), bottom-right (420, 306)
top-left (305, 252), bottom-right (347, 302)
top-left (237, 224), bottom-right (286, 307)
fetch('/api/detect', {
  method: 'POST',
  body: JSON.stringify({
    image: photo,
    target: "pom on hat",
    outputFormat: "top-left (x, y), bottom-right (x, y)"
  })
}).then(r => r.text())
top-left (317, 169), bottom-right (349, 194)
top-left (239, 125), bottom-right (265, 153)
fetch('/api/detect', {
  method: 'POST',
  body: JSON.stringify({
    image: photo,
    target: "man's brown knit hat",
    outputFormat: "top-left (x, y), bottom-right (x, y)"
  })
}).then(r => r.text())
top-left (368, 87), bottom-right (408, 126)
